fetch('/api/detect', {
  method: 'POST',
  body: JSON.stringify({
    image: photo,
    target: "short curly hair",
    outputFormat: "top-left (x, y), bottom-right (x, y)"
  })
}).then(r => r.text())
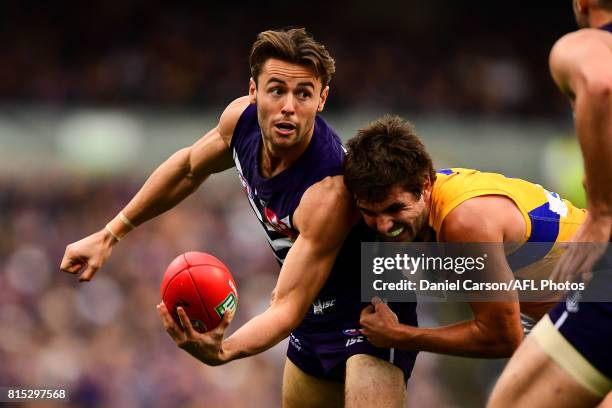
top-left (344, 115), bottom-right (436, 202)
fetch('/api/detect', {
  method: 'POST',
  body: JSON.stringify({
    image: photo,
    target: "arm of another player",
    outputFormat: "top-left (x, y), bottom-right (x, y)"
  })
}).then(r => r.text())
top-left (60, 96), bottom-right (251, 282)
top-left (549, 30), bottom-right (612, 281)
top-left (360, 196), bottom-right (523, 358)
top-left (158, 176), bottom-right (358, 365)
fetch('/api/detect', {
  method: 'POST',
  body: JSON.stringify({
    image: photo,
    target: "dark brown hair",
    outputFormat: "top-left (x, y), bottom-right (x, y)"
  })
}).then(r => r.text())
top-left (344, 115), bottom-right (436, 202)
top-left (249, 28), bottom-right (335, 89)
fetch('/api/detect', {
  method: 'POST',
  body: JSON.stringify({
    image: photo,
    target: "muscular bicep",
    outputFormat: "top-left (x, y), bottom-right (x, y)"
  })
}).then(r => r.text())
top-left (440, 197), bottom-right (507, 243)
top-left (270, 177), bottom-right (358, 319)
top-left (188, 96), bottom-right (252, 179)
top-left (187, 127), bottom-right (235, 178)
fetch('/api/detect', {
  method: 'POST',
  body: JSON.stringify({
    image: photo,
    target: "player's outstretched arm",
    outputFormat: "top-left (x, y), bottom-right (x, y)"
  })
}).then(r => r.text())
top-left (157, 176), bottom-right (358, 365)
top-left (360, 197), bottom-right (523, 358)
top-left (60, 97), bottom-right (251, 282)
top-left (549, 31), bottom-right (612, 282)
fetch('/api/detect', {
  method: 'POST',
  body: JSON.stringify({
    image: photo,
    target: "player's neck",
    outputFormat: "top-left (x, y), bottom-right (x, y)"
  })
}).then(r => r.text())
top-left (598, 18), bottom-right (612, 29)
top-left (259, 130), bottom-right (313, 178)
top-left (422, 185), bottom-right (436, 241)
top-left (415, 225), bottom-right (435, 242)
top-left (417, 204), bottom-right (434, 242)
top-left (589, 11), bottom-right (612, 28)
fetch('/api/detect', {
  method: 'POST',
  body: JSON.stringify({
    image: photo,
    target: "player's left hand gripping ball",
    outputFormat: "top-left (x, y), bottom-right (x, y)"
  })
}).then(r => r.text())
top-left (160, 251), bottom-right (238, 332)
top-left (157, 252), bottom-right (238, 365)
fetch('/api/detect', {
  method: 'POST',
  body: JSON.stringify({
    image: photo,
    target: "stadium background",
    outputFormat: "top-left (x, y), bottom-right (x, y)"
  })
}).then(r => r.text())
top-left (0, 1), bottom-right (584, 407)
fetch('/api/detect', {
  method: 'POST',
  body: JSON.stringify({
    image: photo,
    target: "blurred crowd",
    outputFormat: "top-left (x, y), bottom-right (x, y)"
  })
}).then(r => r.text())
top-left (3, 2), bottom-right (574, 117)
top-left (0, 173), bottom-right (286, 407)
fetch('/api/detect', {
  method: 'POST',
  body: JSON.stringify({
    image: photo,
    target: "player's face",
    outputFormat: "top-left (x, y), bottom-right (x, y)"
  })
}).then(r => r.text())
top-left (357, 183), bottom-right (432, 242)
top-left (249, 58), bottom-right (329, 153)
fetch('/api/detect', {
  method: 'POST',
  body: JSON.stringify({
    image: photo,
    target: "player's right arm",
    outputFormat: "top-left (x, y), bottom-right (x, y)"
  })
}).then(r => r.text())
top-left (549, 30), bottom-right (612, 281)
top-left (157, 176), bottom-right (359, 365)
top-left (60, 96), bottom-right (252, 282)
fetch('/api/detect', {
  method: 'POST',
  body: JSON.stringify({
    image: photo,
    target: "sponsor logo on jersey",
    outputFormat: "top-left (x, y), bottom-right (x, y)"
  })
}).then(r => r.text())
top-left (313, 299), bottom-right (336, 315)
top-left (544, 189), bottom-right (568, 217)
top-left (236, 168), bottom-right (255, 201)
top-left (289, 334), bottom-right (302, 351)
top-left (264, 207), bottom-right (297, 239)
top-left (342, 329), bottom-right (362, 336)
top-left (566, 290), bottom-right (582, 313)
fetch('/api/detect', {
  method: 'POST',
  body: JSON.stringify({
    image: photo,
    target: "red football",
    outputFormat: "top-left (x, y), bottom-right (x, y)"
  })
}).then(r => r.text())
top-left (160, 252), bottom-right (238, 333)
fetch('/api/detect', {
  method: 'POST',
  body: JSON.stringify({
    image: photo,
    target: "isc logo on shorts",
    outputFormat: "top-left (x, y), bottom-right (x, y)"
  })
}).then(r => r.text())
top-left (313, 299), bottom-right (336, 315)
top-left (345, 336), bottom-right (364, 347)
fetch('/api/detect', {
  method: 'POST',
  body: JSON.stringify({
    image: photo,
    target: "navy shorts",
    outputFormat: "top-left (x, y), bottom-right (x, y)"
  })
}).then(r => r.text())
top-left (532, 257), bottom-right (612, 397)
top-left (548, 300), bottom-right (612, 377)
top-left (286, 301), bottom-right (418, 384)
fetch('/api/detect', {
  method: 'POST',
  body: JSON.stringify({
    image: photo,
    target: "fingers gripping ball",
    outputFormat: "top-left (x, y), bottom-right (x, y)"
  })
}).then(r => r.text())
top-left (160, 252), bottom-right (238, 333)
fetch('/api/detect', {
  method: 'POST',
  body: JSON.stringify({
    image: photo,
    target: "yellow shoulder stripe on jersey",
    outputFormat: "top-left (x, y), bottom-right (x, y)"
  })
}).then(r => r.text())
top-left (532, 315), bottom-right (612, 397)
top-left (431, 187), bottom-right (532, 240)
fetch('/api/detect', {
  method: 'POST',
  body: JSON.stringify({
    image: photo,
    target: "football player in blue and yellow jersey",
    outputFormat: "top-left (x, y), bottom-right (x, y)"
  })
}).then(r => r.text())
top-left (343, 115), bottom-right (586, 359)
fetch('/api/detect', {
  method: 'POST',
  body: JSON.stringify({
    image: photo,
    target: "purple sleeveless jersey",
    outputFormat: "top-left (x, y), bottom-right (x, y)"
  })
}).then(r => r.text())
top-left (230, 103), bottom-right (345, 264)
top-left (230, 103), bottom-right (377, 322)
top-left (229, 104), bottom-right (418, 383)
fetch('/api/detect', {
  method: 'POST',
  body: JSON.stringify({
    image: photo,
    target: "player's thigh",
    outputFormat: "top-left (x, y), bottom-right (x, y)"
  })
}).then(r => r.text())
top-left (488, 334), bottom-right (602, 408)
top-left (281, 358), bottom-right (344, 408)
top-left (345, 354), bottom-right (406, 408)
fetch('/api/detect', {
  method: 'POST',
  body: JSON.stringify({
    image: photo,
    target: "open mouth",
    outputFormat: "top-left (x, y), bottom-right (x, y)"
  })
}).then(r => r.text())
top-left (274, 122), bottom-right (296, 134)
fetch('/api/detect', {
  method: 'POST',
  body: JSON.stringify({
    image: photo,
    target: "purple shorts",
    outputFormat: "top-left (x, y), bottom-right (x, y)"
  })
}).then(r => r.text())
top-left (548, 298), bottom-right (612, 379)
top-left (538, 256), bottom-right (612, 395)
top-left (287, 301), bottom-right (418, 383)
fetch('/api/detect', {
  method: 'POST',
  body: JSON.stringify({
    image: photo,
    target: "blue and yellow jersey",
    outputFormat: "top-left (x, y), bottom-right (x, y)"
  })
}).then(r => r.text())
top-left (429, 168), bottom-right (586, 279)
